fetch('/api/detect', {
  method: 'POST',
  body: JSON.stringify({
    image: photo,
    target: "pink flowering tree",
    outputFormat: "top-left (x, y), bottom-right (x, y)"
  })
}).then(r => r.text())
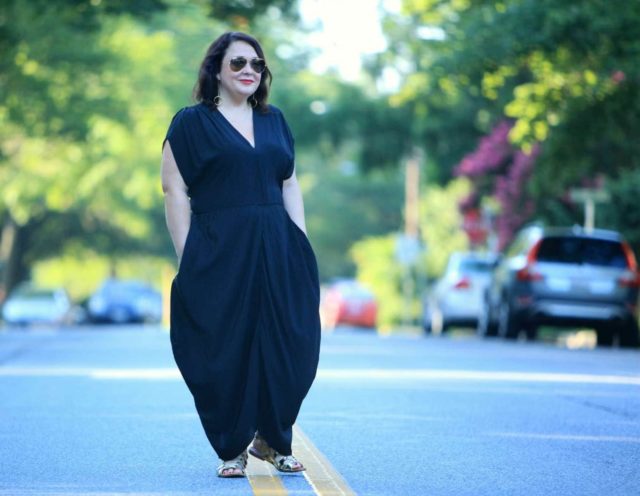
top-left (454, 121), bottom-right (540, 249)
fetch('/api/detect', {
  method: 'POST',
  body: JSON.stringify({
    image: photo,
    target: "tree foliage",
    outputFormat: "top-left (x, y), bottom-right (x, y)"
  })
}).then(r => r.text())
top-left (0, 0), bottom-right (406, 298)
top-left (4, 0), bottom-right (640, 313)
top-left (454, 120), bottom-right (538, 248)
top-left (351, 178), bottom-right (471, 328)
top-left (0, 0), bottom-right (172, 291)
top-left (205, 0), bottom-right (298, 26)
top-left (379, 0), bottom-right (640, 248)
top-left (302, 167), bottom-right (403, 280)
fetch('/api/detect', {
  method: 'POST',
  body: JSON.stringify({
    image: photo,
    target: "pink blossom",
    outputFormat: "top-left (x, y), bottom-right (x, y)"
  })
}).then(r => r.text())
top-left (611, 71), bottom-right (626, 84)
top-left (455, 122), bottom-right (541, 249)
top-left (454, 121), bottom-right (513, 177)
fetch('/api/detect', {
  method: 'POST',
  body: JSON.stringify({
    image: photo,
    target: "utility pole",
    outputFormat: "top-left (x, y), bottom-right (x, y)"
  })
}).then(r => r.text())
top-left (405, 150), bottom-right (420, 238)
top-left (395, 148), bottom-right (423, 328)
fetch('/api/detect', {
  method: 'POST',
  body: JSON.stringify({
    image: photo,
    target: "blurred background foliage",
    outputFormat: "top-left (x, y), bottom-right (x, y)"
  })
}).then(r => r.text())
top-left (1, 0), bottom-right (639, 326)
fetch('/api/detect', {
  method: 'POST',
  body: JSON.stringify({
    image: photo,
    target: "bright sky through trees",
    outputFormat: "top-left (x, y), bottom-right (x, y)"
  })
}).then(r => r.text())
top-left (299, 0), bottom-right (398, 81)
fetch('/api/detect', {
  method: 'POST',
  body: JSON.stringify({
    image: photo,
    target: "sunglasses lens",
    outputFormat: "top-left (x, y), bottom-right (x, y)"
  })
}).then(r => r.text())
top-left (250, 59), bottom-right (266, 73)
top-left (229, 57), bottom-right (266, 73)
top-left (229, 57), bottom-right (247, 72)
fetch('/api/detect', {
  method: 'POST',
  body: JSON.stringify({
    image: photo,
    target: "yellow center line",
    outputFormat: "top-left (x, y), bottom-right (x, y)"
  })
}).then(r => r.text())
top-left (247, 452), bottom-right (288, 495)
top-left (293, 425), bottom-right (356, 496)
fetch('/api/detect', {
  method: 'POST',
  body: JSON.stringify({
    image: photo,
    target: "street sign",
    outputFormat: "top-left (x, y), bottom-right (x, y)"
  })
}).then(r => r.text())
top-left (395, 234), bottom-right (423, 266)
top-left (569, 188), bottom-right (610, 232)
top-left (569, 188), bottom-right (610, 203)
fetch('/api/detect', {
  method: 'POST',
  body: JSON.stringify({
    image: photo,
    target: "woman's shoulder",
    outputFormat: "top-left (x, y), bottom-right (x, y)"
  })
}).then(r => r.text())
top-left (265, 105), bottom-right (293, 128)
top-left (171, 103), bottom-right (202, 122)
top-left (265, 104), bottom-right (294, 144)
top-left (265, 104), bottom-right (287, 118)
top-left (167, 104), bottom-right (210, 136)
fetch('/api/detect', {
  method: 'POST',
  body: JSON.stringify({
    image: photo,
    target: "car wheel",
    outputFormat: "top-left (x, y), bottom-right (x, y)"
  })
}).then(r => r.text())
top-left (525, 326), bottom-right (538, 341)
top-left (429, 308), bottom-right (444, 335)
top-left (477, 304), bottom-right (498, 337)
top-left (108, 306), bottom-right (131, 324)
top-left (498, 299), bottom-right (520, 340)
top-left (619, 320), bottom-right (639, 348)
top-left (596, 326), bottom-right (614, 347)
top-left (422, 310), bottom-right (433, 334)
top-left (423, 319), bottom-right (432, 334)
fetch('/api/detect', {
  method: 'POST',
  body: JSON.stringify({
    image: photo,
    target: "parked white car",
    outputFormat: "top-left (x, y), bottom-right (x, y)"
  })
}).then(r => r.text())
top-left (2, 283), bottom-right (72, 326)
top-left (423, 252), bottom-right (497, 334)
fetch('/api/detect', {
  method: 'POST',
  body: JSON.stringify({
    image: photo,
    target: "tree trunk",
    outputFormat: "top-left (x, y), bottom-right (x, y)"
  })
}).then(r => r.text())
top-left (0, 215), bottom-right (30, 301)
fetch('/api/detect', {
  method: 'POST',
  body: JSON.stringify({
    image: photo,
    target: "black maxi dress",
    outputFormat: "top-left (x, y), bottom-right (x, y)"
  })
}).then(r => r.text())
top-left (164, 103), bottom-right (321, 461)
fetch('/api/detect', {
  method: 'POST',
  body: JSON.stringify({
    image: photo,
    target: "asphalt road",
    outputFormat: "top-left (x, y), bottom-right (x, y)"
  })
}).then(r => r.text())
top-left (0, 325), bottom-right (639, 496)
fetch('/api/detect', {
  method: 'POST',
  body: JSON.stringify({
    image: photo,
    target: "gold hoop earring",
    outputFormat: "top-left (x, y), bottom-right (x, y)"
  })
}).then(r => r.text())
top-left (214, 95), bottom-right (222, 106)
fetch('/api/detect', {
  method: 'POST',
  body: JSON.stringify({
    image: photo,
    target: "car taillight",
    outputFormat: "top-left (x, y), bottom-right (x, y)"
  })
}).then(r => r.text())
top-left (619, 272), bottom-right (640, 288)
top-left (516, 239), bottom-right (543, 282)
top-left (516, 267), bottom-right (543, 282)
top-left (619, 242), bottom-right (640, 288)
top-left (453, 278), bottom-right (471, 289)
top-left (622, 241), bottom-right (639, 270)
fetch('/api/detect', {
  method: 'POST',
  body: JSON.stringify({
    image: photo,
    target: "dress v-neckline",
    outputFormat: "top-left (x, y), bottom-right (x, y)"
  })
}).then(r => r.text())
top-left (215, 106), bottom-right (256, 149)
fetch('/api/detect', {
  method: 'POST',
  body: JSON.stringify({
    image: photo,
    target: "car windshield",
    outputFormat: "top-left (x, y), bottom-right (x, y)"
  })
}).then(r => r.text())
top-left (536, 237), bottom-right (628, 268)
top-left (334, 282), bottom-right (373, 299)
top-left (100, 281), bottom-right (148, 295)
top-left (13, 287), bottom-right (56, 298)
top-left (458, 259), bottom-right (494, 273)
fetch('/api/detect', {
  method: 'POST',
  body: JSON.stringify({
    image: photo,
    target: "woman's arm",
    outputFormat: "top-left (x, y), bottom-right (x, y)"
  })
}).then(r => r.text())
top-left (161, 141), bottom-right (191, 263)
top-left (282, 168), bottom-right (308, 235)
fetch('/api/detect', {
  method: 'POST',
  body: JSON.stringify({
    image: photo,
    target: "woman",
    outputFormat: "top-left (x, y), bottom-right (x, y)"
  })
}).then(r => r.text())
top-left (161, 32), bottom-right (321, 478)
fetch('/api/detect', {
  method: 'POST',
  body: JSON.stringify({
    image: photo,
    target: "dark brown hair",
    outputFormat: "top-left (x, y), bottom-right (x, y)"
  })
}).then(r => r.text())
top-left (193, 32), bottom-right (272, 113)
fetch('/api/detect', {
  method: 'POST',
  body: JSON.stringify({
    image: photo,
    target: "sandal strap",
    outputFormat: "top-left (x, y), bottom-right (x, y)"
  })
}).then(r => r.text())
top-left (218, 451), bottom-right (248, 473)
top-left (250, 434), bottom-right (305, 472)
top-left (274, 453), bottom-right (303, 471)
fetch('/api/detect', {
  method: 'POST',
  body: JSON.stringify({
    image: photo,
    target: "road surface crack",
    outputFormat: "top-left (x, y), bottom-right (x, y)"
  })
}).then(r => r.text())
top-left (561, 395), bottom-right (638, 420)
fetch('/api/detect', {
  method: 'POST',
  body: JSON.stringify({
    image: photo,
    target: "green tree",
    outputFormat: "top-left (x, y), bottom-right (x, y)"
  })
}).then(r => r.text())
top-left (351, 177), bottom-right (471, 329)
top-left (376, 0), bottom-right (640, 248)
top-left (206, 0), bottom-right (298, 27)
top-left (302, 166), bottom-right (404, 280)
top-left (0, 0), bottom-right (170, 294)
top-left (0, 0), bottom-right (310, 297)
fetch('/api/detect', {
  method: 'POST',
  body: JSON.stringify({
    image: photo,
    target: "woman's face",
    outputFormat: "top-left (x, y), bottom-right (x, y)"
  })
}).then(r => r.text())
top-left (217, 41), bottom-right (263, 103)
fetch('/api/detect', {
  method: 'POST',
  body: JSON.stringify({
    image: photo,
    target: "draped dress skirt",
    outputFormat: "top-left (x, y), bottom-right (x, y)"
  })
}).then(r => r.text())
top-left (164, 103), bottom-right (321, 461)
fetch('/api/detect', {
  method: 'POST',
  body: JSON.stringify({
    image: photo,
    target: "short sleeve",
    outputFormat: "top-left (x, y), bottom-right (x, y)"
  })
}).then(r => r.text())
top-left (278, 110), bottom-right (296, 180)
top-left (163, 107), bottom-right (196, 187)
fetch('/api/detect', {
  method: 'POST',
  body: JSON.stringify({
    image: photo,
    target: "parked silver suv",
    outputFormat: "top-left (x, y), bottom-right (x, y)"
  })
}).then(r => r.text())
top-left (478, 225), bottom-right (640, 347)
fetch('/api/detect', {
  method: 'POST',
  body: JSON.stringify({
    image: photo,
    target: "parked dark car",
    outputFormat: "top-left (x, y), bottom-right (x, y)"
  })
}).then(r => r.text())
top-left (478, 225), bottom-right (640, 347)
top-left (423, 251), bottom-right (497, 333)
top-left (87, 279), bottom-right (162, 324)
